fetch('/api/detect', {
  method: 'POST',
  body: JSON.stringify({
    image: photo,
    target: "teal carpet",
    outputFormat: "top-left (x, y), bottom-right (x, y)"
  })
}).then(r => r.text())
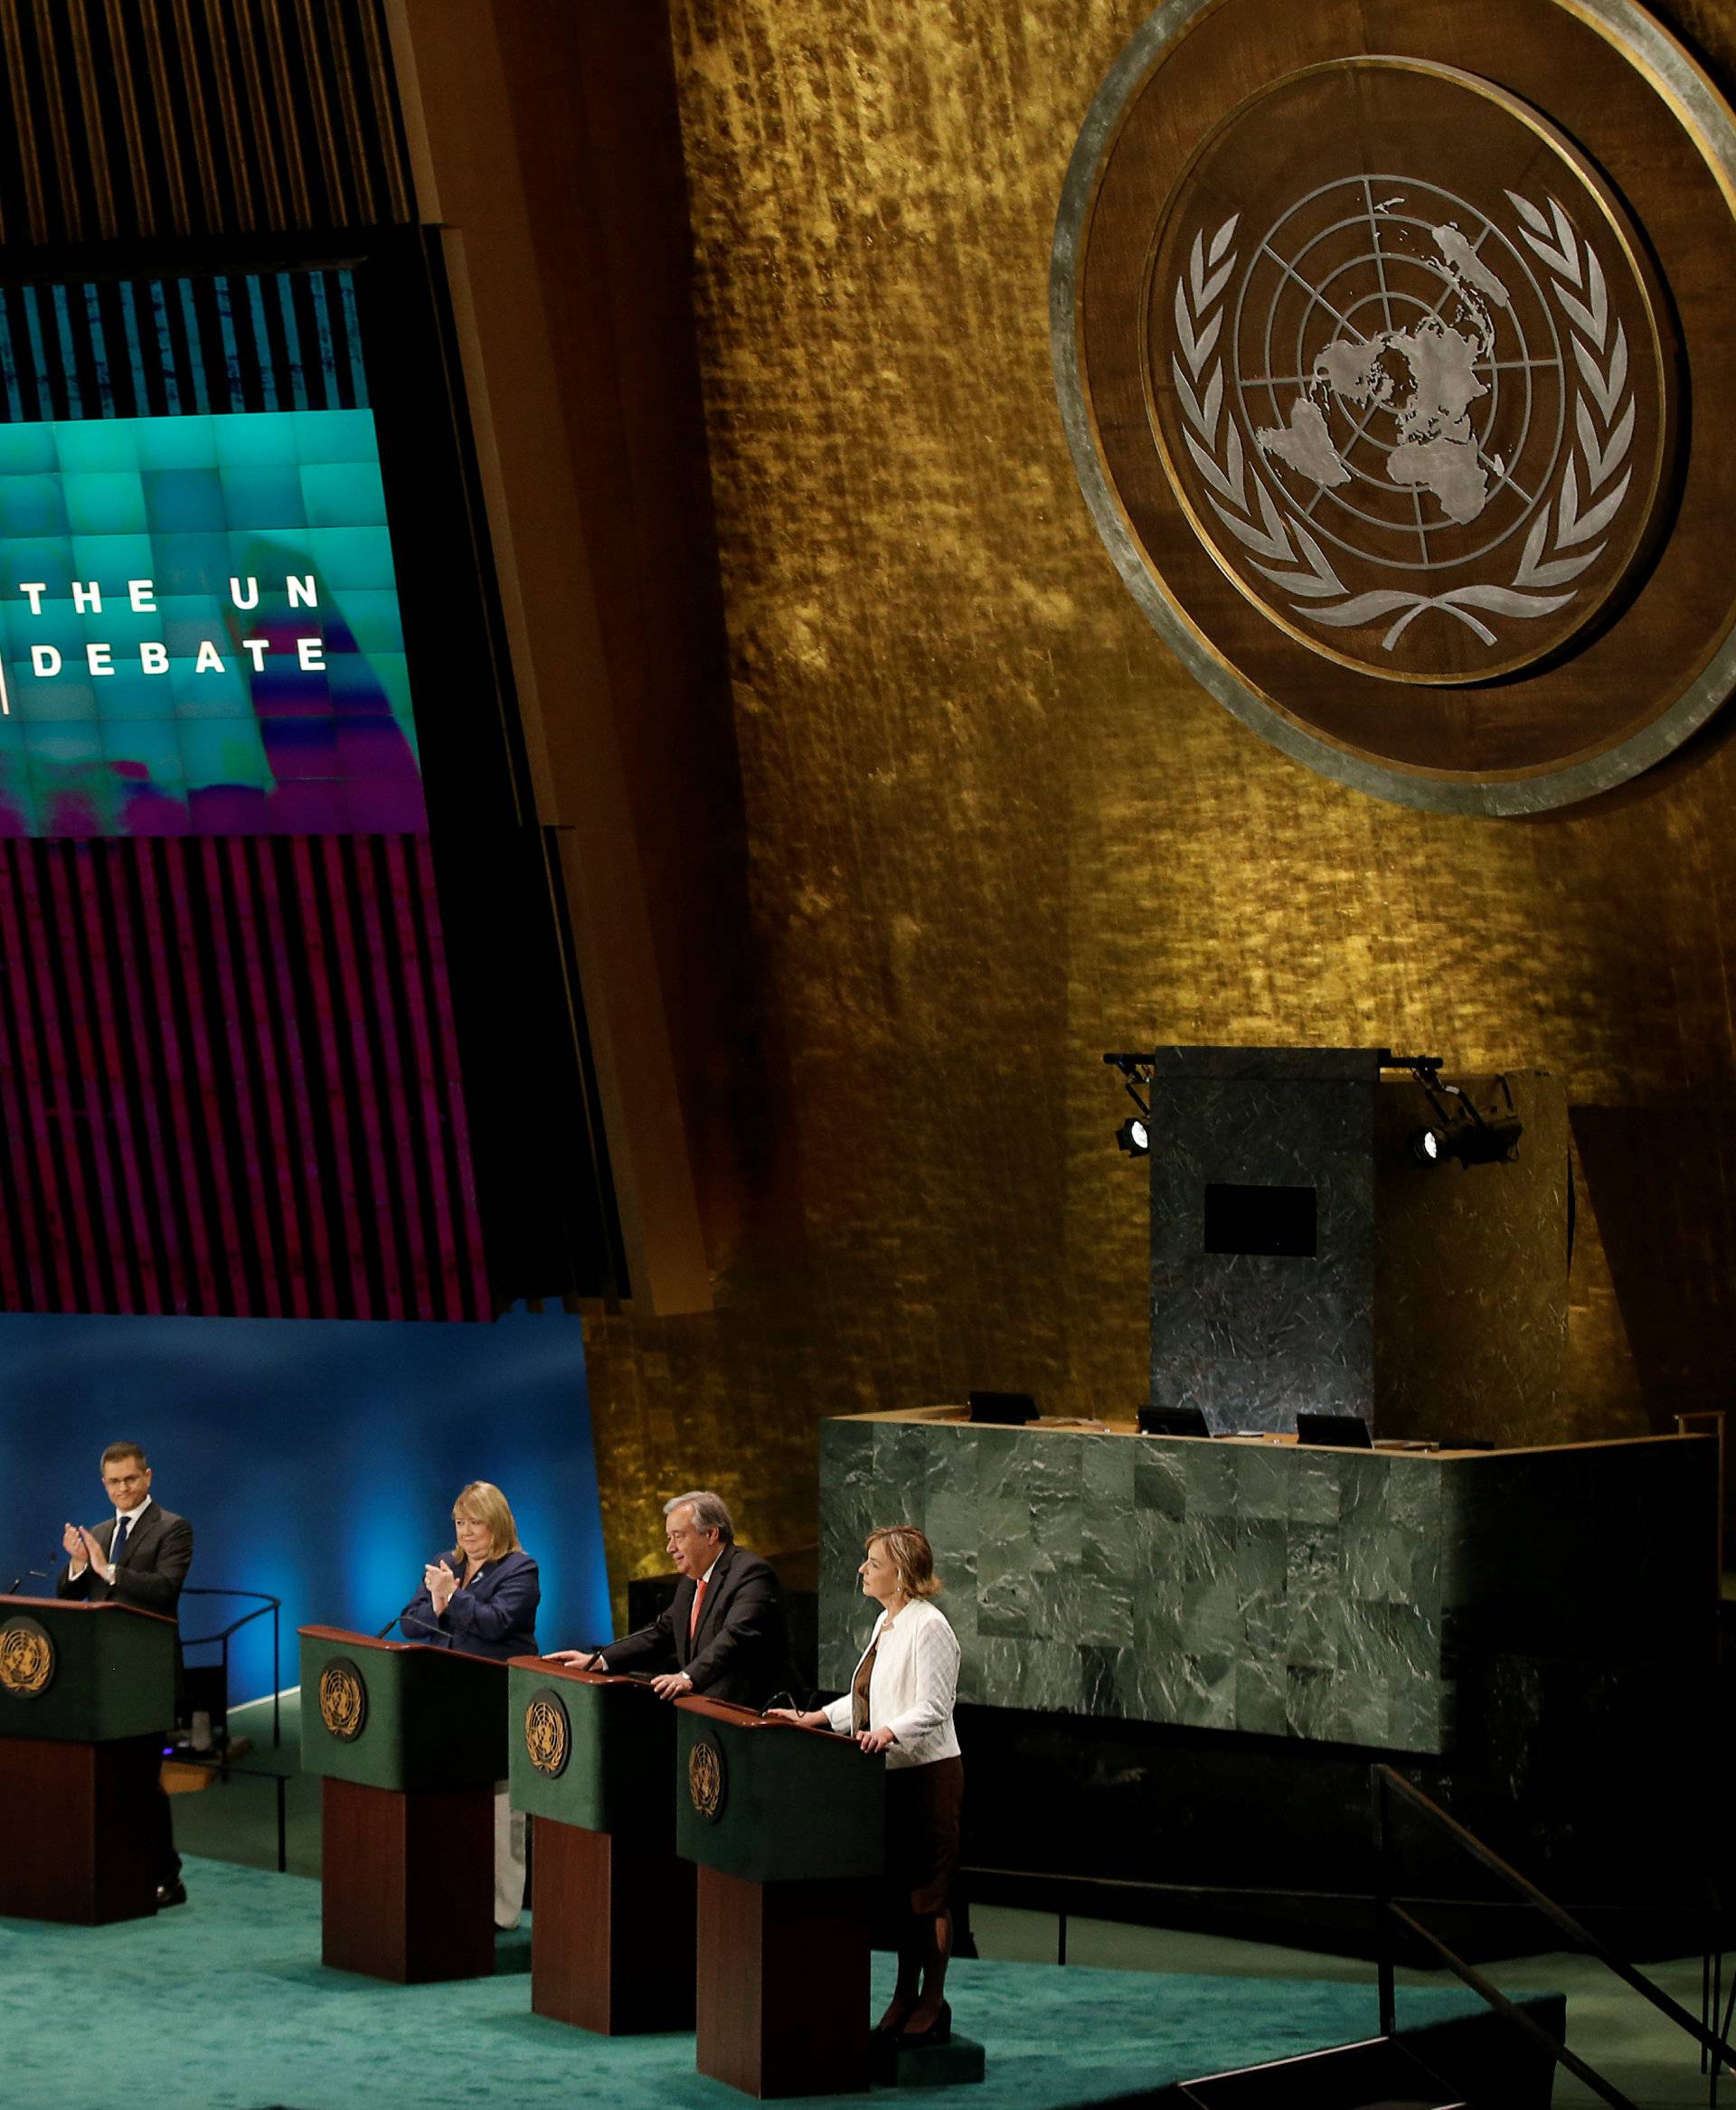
top-left (0, 1855), bottom-right (1496, 2109)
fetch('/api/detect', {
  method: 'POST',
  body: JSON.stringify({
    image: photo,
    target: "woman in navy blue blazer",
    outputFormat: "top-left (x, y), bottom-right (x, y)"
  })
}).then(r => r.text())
top-left (402, 1480), bottom-right (540, 1662)
top-left (401, 1481), bottom-right (539, 1927)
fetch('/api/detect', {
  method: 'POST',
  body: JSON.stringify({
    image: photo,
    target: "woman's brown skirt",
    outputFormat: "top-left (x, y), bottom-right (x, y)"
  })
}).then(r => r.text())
top-left (883, 1754), bottom-right (964, 1917)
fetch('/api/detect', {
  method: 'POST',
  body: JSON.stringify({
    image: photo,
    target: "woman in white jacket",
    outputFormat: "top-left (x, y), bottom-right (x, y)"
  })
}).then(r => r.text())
top-left (777, 1525), bottom-right (962, 2043)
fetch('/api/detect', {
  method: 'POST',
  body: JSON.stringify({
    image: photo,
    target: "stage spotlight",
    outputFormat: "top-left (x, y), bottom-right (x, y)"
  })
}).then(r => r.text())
top-left (1103, 1050), bottom-right (1154, 1159)
top-left (1385, 1053), bottom-right (1522, 1171)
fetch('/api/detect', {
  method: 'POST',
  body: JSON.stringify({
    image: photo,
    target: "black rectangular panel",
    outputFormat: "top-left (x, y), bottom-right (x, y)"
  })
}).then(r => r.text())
top-left (1203, 1182), bottom-right (1317, 1258)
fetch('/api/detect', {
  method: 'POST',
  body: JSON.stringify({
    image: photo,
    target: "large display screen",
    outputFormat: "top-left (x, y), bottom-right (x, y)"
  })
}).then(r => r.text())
top-left (0, 408), bottom-right (421, 835)
top-left (0, 250), bottom-right (617, 1316)
top-left (0, 259), bottom-right (497, 1321)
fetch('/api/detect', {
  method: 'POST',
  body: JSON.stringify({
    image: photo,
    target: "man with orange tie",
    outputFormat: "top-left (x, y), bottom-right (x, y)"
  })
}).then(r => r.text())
top-left (548, 1490), bottom-right (789, 1707)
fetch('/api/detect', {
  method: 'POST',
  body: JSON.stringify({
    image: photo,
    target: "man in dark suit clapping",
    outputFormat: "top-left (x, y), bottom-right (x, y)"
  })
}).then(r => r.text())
top-left (550, 1489), bottom-right (789, 1708)
top-left (58, 1440), bottom-right (194, 1906)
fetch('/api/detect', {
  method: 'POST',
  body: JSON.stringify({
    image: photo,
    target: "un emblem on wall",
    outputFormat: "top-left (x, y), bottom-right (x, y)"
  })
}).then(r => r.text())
top-left (318, 1657), bottom-right (368, 1743)
top-left (524, 1689), bottom-right (571, 1778)
top-left (0, 1615), bottom-right (54, 1698)
top-left (1054, 0), bottom-right (1736, 813)
top-left (1155, 64), bottom-right (1668, 683)
top-left (687, 1734), bottom-right (726, 1823)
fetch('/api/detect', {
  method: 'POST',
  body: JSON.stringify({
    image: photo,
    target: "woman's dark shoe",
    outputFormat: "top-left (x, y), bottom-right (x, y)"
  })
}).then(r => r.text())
top-left (895, 2000), bottom-right (950, 2047)
top-left (873, 1996), bottom-right (916, 2036)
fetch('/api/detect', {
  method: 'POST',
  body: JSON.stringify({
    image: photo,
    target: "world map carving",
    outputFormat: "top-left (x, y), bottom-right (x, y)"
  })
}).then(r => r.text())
top-left (1256, 220), bottom-right (1510, 527)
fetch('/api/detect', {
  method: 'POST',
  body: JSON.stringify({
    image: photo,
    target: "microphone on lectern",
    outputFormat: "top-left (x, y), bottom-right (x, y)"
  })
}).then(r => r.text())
top-left (375, 1550), bottom-right (464, 1638)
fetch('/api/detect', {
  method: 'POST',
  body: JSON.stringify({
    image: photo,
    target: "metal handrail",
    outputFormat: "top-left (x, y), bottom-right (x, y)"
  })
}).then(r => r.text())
top-left (1373, 1763), bottom-right (1736, 2109)
top-left (175, 1588), bottom-right (288, 1873)
top-left (177, 1587), bottom-right (280, 1749)
top-left (964, 1859), bottom-right (1718, 1979)
top-left (964, 1858), bottom-right (1705, 1916)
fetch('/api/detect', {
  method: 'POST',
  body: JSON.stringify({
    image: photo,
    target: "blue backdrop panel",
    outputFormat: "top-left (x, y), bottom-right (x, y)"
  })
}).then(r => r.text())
top-left (0, 1305), bottom-right (609, 1702)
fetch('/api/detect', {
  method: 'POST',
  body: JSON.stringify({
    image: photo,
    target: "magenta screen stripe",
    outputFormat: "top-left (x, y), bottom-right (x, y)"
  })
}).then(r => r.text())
top-left (197, 838), bottom-right (283, 1316)
top-left (45, 848), bottom-right (131, 1308)
top-left (288, 836), bottom-right (374, 1316)
top-left (253, 840), bottom-right (337, 1310)
top-left (222, 839), bottom-right (303, 1314)
top-left (0, 847), bottom-right (51, 1305)
top-left (230, 840), bottom-right (313, 1319)
top-left (131, 845), bottom-right (223, 1312)
top-left (161, 844), bottom-right (251, 1303)
top-left (386, 835), bottom-right (463, 1312)
top-left (10, 846), bottom-right (99, 1310)
top-left (0, 834), bottom-right (492, 1320)
top-left (413, 835), bottom-right (492, 1314)
top-left (354, 837), bottom-right (433, 1316)
top-left (101, 847), bottom-right (193, 1315)
top-left (71, 849), bottom-right (164, 1312)
top-left (0, 928), bottom-right (31, 1307)
top-left (316, 836), bottom-right (405, 1319)
top-left (0, 848), bottom-right (50, 1306)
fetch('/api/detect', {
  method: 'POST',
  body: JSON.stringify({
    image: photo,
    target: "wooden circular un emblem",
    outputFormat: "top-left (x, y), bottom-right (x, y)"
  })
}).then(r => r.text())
top-left (687, 1734), bottom-right (726, 1823)
top-left (0, 1615), bottom-right (54, 1698)
top-left (524, 1689), bottom-right (571, 1778)
top-left (1054, 0), bottom-right (1736, 813)
top-left (317, 1657), bottom-right (368, 1743)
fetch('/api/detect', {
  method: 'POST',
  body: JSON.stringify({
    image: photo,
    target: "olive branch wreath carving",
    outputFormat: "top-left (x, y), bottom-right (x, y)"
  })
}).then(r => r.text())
top-left (1169, 197), bottom-right (1634, 652)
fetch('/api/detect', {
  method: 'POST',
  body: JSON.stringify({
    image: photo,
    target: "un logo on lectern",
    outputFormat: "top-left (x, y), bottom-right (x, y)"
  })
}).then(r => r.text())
top-left (688, 1735), bottom-right (726, 1823)
top-left (317, 1657), bottom-right (368, 1742)
top-left (524, 1690), bottom-right (571, 1778)
top-left (0, 1616), bottom-right (53, 1698)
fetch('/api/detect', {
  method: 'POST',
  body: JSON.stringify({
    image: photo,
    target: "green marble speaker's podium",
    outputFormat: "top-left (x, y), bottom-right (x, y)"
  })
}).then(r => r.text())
top-left (506, 1658), bottom-right (694, 2033)
top-left (298, 1625), bottom-right (507, 1983)
top-left (675, 1695), bottom-right (883, 2098)
top-left (0, 1594), bottom-right (178, 1923)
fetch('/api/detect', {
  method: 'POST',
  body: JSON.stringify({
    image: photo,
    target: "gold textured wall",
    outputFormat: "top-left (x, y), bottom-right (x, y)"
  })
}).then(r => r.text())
top-left (552, 1), bottom-right (1736, 1592)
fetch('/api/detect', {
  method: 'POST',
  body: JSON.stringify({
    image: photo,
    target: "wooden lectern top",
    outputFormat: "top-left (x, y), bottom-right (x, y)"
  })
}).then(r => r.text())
top-left (0, 1591), bottom-right (175, 1625)
top-left (675, 1691), bottom-right (844, 1740)
top-left (297, 1623), bottom-right (505, 1669)
top-left (505, 1656), bottom-right (665, 1696)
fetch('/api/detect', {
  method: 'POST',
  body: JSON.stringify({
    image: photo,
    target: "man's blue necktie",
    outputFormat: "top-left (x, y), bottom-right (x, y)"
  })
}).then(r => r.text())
top-left (110, 1514), bottom-right (130, 1568)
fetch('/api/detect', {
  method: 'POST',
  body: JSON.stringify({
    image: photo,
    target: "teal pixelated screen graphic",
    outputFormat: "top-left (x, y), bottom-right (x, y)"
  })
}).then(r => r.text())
top-left (0, 409), bottom-right (424, 835)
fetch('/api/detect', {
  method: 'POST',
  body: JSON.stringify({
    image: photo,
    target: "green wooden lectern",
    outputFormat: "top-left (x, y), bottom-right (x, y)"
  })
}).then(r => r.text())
top-left (675, 1694), bottom-right (884, 2099)
top-left (0, 1595), bottom-right (178, 1924)
top-left (298, 1625), bottom-right (507, 1983)
top-left (506, 1659), bottom-right (694, 2032)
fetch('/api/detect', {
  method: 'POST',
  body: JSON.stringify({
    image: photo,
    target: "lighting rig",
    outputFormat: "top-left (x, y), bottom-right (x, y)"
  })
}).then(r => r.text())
top-left (1102, 1051), bottom-right (1153, 1157)
top-left (1102, 1049), bottom-right (1524, 1169)
top-left (1380, 1051), bottom-right (1524, 1167)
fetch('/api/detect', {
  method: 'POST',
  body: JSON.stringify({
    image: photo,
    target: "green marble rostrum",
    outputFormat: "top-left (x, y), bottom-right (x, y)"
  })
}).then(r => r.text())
top-left (818, 1415), bottom-right (1712, 1755)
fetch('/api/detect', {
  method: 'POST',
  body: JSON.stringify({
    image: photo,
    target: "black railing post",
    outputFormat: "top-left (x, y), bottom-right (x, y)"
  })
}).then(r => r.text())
top-left (1373, 1764), bottom-right (1395, 2038)
top-left (1381, 1764), bottom-right (1736, 2078)
top-left (1391, 1903), bottom-right (1640, 2110)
